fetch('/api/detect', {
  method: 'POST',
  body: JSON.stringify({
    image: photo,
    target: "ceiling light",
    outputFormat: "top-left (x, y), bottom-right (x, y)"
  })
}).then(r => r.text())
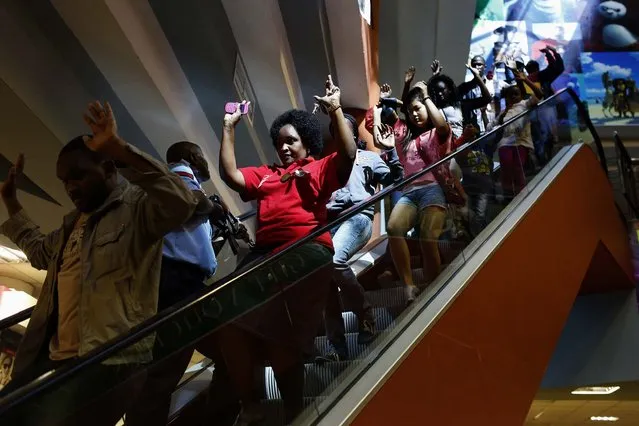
top-left (571, 386), bottom-right (620, 395)
top-left (590, 416), bottom-right (619, 422)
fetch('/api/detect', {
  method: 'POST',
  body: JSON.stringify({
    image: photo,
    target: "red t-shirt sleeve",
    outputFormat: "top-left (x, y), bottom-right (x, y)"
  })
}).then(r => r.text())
top-left (239, 165), bottom-right (270, 202)
top-left (393, 119), bottom-right (409, 144)
top-left (314, 152), bottom-right (343, 198)
top-left (364, 107), bottom-right (375, 133)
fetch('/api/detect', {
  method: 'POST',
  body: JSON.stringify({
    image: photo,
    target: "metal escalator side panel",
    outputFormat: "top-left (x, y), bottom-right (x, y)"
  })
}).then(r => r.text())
top-left (315, 145), bottom-right (633, 426)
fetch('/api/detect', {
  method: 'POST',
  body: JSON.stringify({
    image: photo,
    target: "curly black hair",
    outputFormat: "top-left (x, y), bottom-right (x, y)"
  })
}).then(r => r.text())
top-left (426, 73), bottom-right (460, 108)
top-left (269, 109), bottom-right (323, 156)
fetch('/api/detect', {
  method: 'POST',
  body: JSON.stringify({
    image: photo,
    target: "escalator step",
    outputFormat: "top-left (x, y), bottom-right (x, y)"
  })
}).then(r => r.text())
top-left (259, 397), bottom-right (322, 426)
top-left (336, 308), bottom-right (394, 335)
top-left (364, 286), bottom-right (407, 308)
top-left (262, 361), bottom-right (353, 400)
top-left (314, 332), bottom-right (371, 360)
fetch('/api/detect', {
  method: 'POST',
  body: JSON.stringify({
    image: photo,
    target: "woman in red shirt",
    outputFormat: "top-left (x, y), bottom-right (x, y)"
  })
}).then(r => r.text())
top-left (368, 82), bottom-right (452, 303)
top-left (216, 76), bottom-right (356, 424)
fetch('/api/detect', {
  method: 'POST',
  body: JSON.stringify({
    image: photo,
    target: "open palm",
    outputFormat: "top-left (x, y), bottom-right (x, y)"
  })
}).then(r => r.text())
top-left (431, 60), bottom-right (443, 76)
top-left (83, 101), bottom-right (118, 152)
top-left (404, 66), bottom-right (416, 84)
top-left (314, 75), bottom-right (341, 114)
top-left (466, 63), bottom-right (481, 80)
top-left (380, 83), bottom-right (392, 99)
top-left (375, 124), bottom-right (396, 150)
top-left (1, 154), bottom-right (24, 201)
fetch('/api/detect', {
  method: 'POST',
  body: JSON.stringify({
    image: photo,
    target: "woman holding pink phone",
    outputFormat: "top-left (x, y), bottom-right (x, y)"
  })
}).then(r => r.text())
top-left (212, 75), bottom-right (356, 424)
top-left (224, 101), bottom-right (251, 115)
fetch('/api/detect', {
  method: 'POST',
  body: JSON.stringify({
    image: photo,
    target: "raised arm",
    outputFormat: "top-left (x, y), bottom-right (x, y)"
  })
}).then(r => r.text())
top-left (452, 125), bottom-right (479, 150)
top-left (431, 59), bottom-right (444, 76)
top-left (371, 106), bottom-right (395, 151)
top-left (219, 105), bottom-right (246, 192)
top-left (461, 64), bottom-right (492, 110)
top-left (83, 101), bottom-right (198, 241)
top-left (374, 148), bottom-right (404, 186)
top-left (0, 154), bottom-right (60, 270)
top-left (541, 45), bottom-right (564, 82)
top-left (314, 75), bottom-right (356, 182)
top-left (1, 154), bottom-right (24, 218)
top-left (515, 71), bottom-right (543, 104)
top-left (401, 66), bottom-right (416, 108)
top-left (414, 81), bottom-right (450, 137)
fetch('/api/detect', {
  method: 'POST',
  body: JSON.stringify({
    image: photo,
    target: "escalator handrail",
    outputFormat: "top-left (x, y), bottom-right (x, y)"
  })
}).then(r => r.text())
top-left (613, 132), bottom-right (639, 217)
top-left (313, 145), bottom-right (584, 425)
top-left (0, 307), bottom-right (34, 332)
top-left (0, 210), bottom-right (259, 333)
top-left (563, 88), bottom-right (608, 174)
top-left (237, 209), bottom-right (257, 222)
top-left (0, 87), bottom-right (602, 412)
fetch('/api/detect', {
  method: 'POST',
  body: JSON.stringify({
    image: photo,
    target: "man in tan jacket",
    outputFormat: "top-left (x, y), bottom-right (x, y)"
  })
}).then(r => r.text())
top-left (0, 101), bottom-right (200, 426)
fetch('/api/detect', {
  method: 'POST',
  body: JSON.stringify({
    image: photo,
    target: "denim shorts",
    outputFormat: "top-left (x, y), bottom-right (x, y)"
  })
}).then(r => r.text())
top-left (397, 182), bottom-right (446, 211)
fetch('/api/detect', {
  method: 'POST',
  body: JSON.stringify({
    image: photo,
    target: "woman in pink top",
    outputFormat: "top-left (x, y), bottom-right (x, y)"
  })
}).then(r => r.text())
top-left (367, 82), bottom-right (452, 302)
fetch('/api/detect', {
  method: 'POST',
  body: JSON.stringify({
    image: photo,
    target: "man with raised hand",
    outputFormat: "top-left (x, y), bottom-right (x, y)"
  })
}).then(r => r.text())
top-left (0, 101), bottom-right (199, 426)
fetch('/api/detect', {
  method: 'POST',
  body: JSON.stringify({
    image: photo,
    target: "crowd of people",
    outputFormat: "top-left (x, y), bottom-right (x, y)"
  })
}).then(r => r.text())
top-left (0, 44), bottom-right (565, 426)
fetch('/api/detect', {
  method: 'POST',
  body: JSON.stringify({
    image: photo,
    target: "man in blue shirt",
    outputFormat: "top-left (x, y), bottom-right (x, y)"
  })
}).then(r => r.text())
top-left (127, 141), bottom-right (220, 426)
top-left (159, 141), bottom-right (219, 310)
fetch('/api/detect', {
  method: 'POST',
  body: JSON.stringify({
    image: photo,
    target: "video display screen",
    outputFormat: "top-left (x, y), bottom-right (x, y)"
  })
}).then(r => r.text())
top-left (471, 0), bottom-right (638, 125)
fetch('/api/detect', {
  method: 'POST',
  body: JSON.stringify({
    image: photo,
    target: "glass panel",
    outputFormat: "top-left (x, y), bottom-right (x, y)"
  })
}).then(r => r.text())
top-left (0, 89), bottom-right (605, 426)
top-left (296, 90), bottom-right (600, 425)
top-left (0, 241), bottom-right (335, 424)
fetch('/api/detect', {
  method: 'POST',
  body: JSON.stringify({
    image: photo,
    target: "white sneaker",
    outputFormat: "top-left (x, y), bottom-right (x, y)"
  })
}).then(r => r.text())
top-left (405, 285), bottom-right (421, 304)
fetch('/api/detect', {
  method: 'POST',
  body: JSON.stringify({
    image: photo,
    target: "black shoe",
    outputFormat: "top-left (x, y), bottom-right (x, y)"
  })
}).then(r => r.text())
top-left (314, 343), bottom-right (348, 364)
top-left (357, 319), bottom-right (376, 345)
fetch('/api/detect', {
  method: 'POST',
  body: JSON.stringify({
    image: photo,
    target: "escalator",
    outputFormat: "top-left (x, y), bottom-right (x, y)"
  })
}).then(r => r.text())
top-left (0, 88), bottom-right (633, 426)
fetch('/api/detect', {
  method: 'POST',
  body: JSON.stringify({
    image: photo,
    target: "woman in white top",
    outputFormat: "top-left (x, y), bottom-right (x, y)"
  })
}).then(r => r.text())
top-left (491, 70), bottom-right (543, 197)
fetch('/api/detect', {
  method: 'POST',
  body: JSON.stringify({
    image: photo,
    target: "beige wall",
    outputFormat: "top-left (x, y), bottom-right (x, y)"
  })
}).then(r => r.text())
top-left (0, 263), bottom-right (46, 298)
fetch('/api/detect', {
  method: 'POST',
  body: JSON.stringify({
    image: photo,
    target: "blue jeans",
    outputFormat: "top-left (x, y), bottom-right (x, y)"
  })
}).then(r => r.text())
top-left (396, 183), bottom-right (446, 211)
top-left (325, 213), bottom-right (374, 346)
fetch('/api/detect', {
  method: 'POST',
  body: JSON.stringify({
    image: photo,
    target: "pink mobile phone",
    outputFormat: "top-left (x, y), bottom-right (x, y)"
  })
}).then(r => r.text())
top-left (225, 102), bottom-right (251, 115)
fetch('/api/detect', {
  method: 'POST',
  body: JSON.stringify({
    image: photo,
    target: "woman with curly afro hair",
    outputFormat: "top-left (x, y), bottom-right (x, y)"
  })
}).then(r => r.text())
top-left (212, 75), bottom-right (356, 424)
